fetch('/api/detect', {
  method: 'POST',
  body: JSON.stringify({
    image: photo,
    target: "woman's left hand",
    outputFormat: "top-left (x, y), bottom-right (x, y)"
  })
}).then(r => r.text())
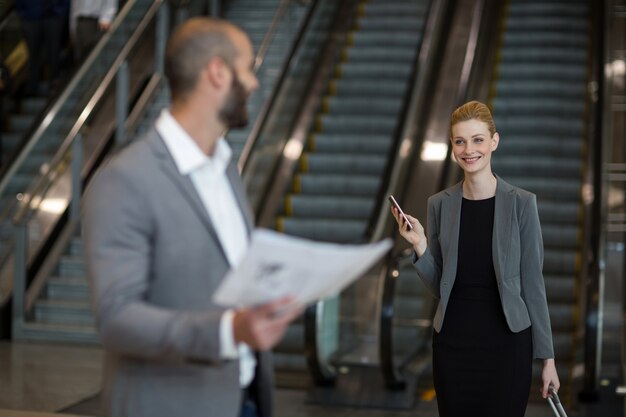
top-left (541, 358), bottom-right (560, 399)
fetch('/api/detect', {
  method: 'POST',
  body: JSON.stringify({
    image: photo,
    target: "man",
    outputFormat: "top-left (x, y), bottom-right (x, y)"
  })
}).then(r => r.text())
top-left (70, 0), bottom-right (117, 63)
top-left (15, 0), bottom-right (69, 95)
top-left (82, 18), bottom-right (301, 417)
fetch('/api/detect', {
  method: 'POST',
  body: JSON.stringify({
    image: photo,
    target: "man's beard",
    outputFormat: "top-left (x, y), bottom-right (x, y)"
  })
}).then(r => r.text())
top-left (219, 71), bottom-right (249, 129)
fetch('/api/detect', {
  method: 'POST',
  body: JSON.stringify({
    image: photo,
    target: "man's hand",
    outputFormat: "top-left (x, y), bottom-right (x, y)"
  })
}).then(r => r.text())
top-left (99, 21), bottom-right (112, 31)
top-left (233, 296), bottom-right (302, 351)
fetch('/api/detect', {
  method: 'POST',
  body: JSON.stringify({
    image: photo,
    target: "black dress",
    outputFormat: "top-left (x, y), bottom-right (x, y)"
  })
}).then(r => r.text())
top-left (432, 197), bottom-right (532, 417)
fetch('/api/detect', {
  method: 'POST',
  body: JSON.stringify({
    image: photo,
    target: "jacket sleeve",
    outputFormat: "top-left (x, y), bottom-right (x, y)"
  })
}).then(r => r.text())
top-left (519, 194), bottom-right (555, 359)
top-left (99, 0), bottom-right (117, 24)
top-left (82, 161), bottom-right (225, 365)
top-left (412, 197), bottom-right (442, 299)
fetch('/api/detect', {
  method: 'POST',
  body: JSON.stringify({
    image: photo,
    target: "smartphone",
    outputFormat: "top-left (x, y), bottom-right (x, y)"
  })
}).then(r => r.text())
top-left (388, 195), bottom-right (413, 230)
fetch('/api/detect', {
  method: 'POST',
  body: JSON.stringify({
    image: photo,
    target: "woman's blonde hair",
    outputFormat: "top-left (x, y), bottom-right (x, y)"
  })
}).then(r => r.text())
top-left (450, 100), bottom-right (496, 137)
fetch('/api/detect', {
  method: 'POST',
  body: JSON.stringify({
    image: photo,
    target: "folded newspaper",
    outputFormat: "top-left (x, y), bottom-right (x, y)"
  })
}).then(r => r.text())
top-left (213, 228), bottom-right (393, 308)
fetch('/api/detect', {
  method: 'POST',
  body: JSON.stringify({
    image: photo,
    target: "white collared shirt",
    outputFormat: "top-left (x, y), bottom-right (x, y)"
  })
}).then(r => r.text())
top-left (156, 109), bottom-right (255, 387)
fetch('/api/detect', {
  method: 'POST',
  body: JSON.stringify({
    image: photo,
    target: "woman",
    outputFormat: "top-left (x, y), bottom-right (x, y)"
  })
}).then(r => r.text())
top-left (391, 101), bottom-right (559, 416)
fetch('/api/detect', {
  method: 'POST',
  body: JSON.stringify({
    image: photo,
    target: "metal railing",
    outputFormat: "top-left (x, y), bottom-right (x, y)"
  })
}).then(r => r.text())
top-left (11, 0), bottom-right (170, 330)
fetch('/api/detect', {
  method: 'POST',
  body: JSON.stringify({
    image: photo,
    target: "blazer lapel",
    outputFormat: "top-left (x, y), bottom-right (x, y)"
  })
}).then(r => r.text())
top-left (148, 130), bottom-right (229, 263)
top-left (492, 175), bottom-right (514, 284)
top-left (441, 182), bottom-right (463, 285)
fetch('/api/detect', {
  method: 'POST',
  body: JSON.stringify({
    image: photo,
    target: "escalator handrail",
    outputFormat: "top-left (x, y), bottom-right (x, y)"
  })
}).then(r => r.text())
top-left (253, 0), bottom-right (292, 73)
top-left (378, 0), bottom-right (488, 389)
top-left (579, 0), bottom-right (607, 398)
top-left (12, 0), bottom-right (166, 226)
top-left (368, 0), bottom-right (445, 243)
top-left (0, 0), bottom-right (140, 204)
top-left (238, 0), bottom-right (320, 173)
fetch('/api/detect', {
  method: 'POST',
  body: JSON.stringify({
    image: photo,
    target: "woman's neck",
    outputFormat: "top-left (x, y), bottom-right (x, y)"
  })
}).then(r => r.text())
top-left (463, 171), bottom-right (497, 200)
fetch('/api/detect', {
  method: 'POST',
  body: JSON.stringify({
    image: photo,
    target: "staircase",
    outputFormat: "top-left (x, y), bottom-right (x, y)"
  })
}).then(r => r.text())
top-left (489, 0), bottom-right (589, 401)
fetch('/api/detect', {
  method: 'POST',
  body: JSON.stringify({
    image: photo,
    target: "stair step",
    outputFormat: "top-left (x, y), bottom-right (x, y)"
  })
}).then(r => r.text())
top-left (16, 321), bottom-right (98, 344)
top-left (33, 299), bottom-right (94, 325)
top-left (46, 277), bottom-right (90, 300)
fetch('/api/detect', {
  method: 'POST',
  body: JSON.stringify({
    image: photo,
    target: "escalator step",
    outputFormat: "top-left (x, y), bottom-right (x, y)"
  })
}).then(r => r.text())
top-left (492, 97), bottom-right (584, 116)
top-left (343, 46), bottom-right (418, 63)
top-left (500, 47), bottom-right (587, 64)
top-left (338, 62), bottom-right (413, 79)
top-left (286, 195), bottom-right (374, 219)
top-left (295, 173), bottom-right (380, 196)
top-left (496, 80), bottom-right (585, 98)
top-left (302, 153), bottom-right (387, 175)
top-left (311, 133), bottom-right (392, 153)
top-left (503, 32), bottom-right (587, 49)
top-left (496, 116), bottom-right (584, 136)
top-left (318, 114), bottom-right (397, 134)
top-left (357, 16), bottom-right (424, 31)
top-left (497, 63), bottom-right (586, 81)
top-left (277, 217), bottom-right (367, 243)
top-left (492, 156), bottom-right (581, 178)
top-left (331, 79), bottom-right (407, 97)
top-left (506, 17), bottom-right (588, 32)
top-left (325, 96), bottom-right (403, 116)
top-left (496, 136), bottom-right (583, 158)
top-left (508, 3), bottom-right (587, 18)
top-left (499, 176), bottom-right (581, 202)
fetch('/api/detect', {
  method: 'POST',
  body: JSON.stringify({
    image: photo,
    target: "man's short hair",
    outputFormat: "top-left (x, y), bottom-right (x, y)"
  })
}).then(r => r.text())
top-left (164, 18), bottom-right (239, 100)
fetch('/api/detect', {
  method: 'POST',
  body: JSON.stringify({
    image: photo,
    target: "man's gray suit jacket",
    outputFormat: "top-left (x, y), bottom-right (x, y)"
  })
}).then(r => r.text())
top-left (82, 129), bottom-right (272, 417)
top-left (413, 176), bottom-right (555, 359)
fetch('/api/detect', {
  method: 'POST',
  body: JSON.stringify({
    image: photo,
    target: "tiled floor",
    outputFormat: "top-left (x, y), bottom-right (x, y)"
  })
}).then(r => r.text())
top-left (0, 341), bottom-right (620, 417)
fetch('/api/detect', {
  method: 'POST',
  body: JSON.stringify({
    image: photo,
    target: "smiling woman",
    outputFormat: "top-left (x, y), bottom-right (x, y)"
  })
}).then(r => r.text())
top-left (390, 100), bottom-right (560, 417)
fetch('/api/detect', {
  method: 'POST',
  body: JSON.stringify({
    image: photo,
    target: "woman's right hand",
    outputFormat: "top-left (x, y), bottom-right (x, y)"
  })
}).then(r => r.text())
top-left (390, 207), bottom-right (427, 257)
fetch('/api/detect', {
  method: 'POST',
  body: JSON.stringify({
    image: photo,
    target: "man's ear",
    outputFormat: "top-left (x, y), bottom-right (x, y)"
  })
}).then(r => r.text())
top-left (492, 132), bottom-right (500, 151)
top-left (205, 57), bottom-right (229, 89)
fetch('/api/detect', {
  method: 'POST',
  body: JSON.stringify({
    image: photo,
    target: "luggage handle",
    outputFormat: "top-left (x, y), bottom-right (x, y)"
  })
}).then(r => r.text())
top-left (547, 385), bottom-right (568, 417)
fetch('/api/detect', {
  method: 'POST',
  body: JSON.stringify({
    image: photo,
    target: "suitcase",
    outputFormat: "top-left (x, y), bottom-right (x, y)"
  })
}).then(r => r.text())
top-left (547, 385), bottom-right (568, 417)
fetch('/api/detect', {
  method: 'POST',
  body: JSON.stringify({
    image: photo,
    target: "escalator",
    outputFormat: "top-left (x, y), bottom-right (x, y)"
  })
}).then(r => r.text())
top-left (380, 0), bottom-right (596, 409)
top-left (276, 0), bottom-right (428, 243)
top-left (489, 0), bottom-right (590, 400)
top-left (225, 0), bottom-right (308, 160)
top-left (0, 2), bottom-right (149, 171)
top-left (5, 0), bottom-right (321, 366)
top-left (0, 1), bottom-right (169, 343)
top-left (243, 0), bottom-right (439, 394)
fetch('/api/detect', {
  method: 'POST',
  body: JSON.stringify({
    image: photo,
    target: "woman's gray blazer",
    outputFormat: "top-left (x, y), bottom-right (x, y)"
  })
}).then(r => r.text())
top-left (413, 176), bottom-right (554, 359)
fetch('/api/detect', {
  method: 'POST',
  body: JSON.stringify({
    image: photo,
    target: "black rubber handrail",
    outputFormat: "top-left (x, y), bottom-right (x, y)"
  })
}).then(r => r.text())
top-left (579, 0), bottom-right (606, 401)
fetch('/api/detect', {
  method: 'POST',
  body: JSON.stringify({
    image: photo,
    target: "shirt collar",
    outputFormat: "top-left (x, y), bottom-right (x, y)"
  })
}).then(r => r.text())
top-left (155, 109), bottom-right (232, 175)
